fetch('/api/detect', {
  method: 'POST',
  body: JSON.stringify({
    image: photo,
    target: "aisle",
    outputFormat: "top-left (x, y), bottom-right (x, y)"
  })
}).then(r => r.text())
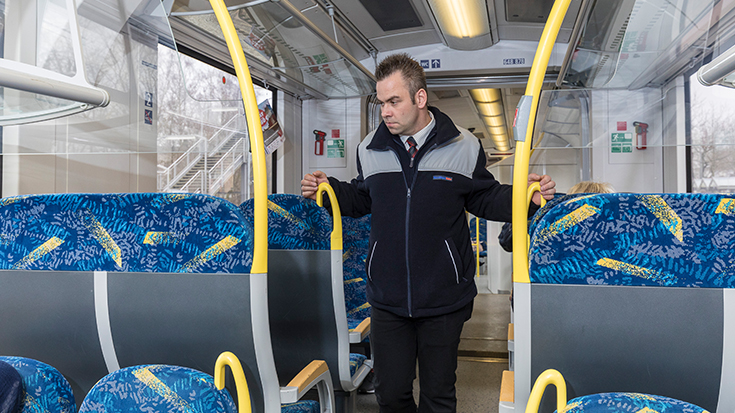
top-left (356, 286), bottom-right (511, 413)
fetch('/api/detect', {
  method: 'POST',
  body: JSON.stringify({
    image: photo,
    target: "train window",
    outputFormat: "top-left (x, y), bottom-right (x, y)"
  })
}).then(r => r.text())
top-left (688, 73), bottom-right (735, 194)
top-left (157, 45), bottom-right (273, 205)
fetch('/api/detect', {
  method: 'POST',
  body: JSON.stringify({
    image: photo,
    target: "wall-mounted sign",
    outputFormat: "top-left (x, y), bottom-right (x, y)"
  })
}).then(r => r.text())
top-left (327, 139), bottom-right (345, 158)
top-left (611, 132), bottom-right (633, 153)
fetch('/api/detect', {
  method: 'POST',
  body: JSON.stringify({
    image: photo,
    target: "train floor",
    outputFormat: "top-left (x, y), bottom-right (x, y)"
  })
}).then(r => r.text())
top-left (355, 275), bottom-right (511, 413)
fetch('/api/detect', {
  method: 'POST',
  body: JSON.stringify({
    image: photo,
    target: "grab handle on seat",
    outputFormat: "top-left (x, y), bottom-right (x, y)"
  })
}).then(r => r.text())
top-left (525, 369), bottom-right (567, 413)
top-left (527, 182), bottom-right (547, 209)
top-left (317, 182), bottom-right (343, 251)
top-left (215, 351), bottom-right (253, 413)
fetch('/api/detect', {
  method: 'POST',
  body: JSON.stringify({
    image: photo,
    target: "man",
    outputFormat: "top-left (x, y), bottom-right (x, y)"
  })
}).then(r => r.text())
top-left (302, 53), bottom-right (555, 413)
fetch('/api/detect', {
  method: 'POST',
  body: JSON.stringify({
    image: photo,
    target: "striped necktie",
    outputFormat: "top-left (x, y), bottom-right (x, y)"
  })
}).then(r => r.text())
top-left (407, 136), bottom-right (417, 159)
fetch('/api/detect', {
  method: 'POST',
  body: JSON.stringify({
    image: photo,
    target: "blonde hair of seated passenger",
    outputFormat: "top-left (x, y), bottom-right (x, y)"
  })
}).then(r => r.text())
top-left (568, 181), bottom-right (615, 195)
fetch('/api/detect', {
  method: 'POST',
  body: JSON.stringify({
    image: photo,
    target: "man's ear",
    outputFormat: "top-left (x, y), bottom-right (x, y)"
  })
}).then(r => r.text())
top-left (415, 88), bottom-right (428, 109)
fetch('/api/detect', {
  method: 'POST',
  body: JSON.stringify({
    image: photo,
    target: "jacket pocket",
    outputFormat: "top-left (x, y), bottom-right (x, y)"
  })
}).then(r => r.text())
top-left (366, 241), bottom-right (378, 281)
top-left (444, 238), bottom-right (461, 284)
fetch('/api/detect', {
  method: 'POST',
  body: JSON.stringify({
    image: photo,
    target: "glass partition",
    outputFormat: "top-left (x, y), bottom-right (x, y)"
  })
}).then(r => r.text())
top-left (561, 0), bottom-right (735, 90)
top-left (171, 1), bottom-right (376, 99)
top-left (0, 0), bottom-right (275, 204)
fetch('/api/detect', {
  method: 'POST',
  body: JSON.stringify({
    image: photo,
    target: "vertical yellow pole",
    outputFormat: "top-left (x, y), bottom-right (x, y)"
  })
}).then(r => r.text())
top-left (511, 0), bottom-right (573, 283)
top-left (208, 0), bottom-right (268, 274)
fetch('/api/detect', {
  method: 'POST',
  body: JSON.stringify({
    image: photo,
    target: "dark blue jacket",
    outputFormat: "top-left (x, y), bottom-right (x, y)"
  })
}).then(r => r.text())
top-left (329, 107), bottom-right (512, 317)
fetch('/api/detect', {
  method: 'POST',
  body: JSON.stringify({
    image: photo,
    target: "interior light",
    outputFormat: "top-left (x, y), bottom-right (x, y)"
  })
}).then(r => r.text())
top-left (470, 88), bottom-right (511, 152)
top-left (427, 0), bottom-right (492, 50)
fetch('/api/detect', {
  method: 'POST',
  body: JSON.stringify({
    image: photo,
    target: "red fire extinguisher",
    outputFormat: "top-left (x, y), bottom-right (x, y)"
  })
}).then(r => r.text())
top-left (633, 121), bottom-right (648, 150)
top-left (314, 130), bottom-right (326, 155)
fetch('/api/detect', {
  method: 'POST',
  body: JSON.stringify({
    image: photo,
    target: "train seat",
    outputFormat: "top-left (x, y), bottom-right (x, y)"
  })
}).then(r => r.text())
top-left (240, 193), bottom-right (372, 410)
top-left (526, 370), bottom-right (708, 413)
top-left (516, 193), bottom-right (735, 412)
top-left (78, 364), bottom-right (238, 413)
top-left (0, 193), bottom-right (335, 413)
top-left (0, 356), bottom-right (76, 413)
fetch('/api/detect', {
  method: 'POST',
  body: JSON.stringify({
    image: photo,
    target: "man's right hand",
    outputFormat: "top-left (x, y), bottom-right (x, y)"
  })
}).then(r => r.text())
top-left (301, 171), bottom-right (329, 200)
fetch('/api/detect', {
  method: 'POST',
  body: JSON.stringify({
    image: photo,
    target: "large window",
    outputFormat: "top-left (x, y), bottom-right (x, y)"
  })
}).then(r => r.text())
top-left (688, 74), bottom-right (735, 193)
top-left (157, 45), bottom-right (273, 204)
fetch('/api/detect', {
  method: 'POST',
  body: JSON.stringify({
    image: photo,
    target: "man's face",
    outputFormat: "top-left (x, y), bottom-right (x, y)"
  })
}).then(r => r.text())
top-left (376, 71), bottom-right (423, 136)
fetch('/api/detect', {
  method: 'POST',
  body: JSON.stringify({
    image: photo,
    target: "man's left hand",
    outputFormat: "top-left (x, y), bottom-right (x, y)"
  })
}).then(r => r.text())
top-left (528, 173), bottom-right (556, 205)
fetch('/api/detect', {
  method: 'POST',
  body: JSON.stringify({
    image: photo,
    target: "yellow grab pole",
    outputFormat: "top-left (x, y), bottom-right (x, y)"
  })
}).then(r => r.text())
top-left (511, 0), bottom-right (572, 283)
top-left (527, 182), bottom-right (546, 209)
top-left (316, 183), bottom-right (343, 251)
top-left (215, 351), bottom-right (253, 413)
top-left (209, 0), bottom-right (268, 274)
top-left (525, 369), bottom-right (567, 413)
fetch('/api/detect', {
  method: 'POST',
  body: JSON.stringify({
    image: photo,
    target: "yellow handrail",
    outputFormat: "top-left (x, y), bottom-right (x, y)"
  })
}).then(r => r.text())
top-left (209, 0), bottom-right (268, 275)
top-left (511, 0), bottom-right (573, 284)
top-left (527, 182), bottom-right (547, 209)
top-left (316, 182), bottom-right (343, 251)
top-left (525, 369), bottom-right (567, 413)
top-left (215, 351), bottom-right (253, 413)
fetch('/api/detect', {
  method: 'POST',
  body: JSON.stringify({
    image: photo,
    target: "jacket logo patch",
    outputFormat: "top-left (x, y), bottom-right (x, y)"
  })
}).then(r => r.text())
top-left (433, 175), bottom-right (453, 182)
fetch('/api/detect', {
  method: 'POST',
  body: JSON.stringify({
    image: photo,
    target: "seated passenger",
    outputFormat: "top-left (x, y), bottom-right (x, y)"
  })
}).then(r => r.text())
top-left (0, 360), bottom-right (22, 413)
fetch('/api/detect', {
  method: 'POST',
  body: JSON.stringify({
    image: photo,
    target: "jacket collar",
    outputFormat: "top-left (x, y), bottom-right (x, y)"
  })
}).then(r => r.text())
top-left (367, 106), bottom-right (461, 150)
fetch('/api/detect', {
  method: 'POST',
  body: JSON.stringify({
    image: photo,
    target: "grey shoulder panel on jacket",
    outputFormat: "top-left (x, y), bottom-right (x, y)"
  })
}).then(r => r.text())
top-left (418, 127), bottom-right (480, 179)
top-left (358, 130), bottom-right (402, 179)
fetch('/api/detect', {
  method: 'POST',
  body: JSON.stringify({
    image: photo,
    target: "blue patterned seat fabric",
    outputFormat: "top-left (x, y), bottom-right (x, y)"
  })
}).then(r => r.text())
top-left (342, 215), bottom-right (371, 326)
top-left (349, 353), bottom-right (368, 377)
top-left (0, 356), bottom-right (76, 413)
top-left (78, 364), bottom-right (236, 413)
top-left (0, 193), bottom-right (254, 274)
top-left (529, 193), bottom-right (735, 287)
top-left (559, 392), bottom-right (709, 413)
top-left (282, 399), bottom-right (320, 413)
top-left (240, 195), bottom-right (331, 250)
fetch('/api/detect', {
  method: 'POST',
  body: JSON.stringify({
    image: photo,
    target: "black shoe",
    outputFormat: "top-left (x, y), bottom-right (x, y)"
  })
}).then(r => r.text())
top-left (358, 370), bottom-right (375, 394)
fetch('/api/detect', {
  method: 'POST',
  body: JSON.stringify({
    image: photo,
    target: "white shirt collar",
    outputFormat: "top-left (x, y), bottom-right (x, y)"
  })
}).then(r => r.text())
top-left (401, 111), bottom-right (435, 150)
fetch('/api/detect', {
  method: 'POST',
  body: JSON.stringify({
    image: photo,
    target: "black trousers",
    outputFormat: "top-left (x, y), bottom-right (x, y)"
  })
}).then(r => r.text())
top-left (371, 301), bottom-right (474, 413)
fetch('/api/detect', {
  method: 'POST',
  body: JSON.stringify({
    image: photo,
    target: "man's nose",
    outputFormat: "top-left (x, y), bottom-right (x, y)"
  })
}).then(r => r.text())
top-left (381, 106), bottom-right (391, 118)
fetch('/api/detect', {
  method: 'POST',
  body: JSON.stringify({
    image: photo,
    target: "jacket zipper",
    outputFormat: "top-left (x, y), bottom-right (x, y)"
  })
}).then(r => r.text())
top-left (403, 139), bottom-right (443, 317)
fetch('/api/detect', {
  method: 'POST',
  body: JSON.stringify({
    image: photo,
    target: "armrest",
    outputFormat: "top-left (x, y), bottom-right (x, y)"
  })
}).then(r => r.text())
top-left (349, 317), bottom-right (371, 343)
top-left (280, 360), bottom-right (335, 412)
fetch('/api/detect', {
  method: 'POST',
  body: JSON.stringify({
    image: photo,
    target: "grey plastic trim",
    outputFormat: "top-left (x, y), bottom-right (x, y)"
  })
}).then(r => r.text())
top-left (512, 95), bottom-right (534, 142)
top-left (331, 249), bottom-right (354, 391)
top-left (697, 44), bottom-right (735, 86)
top-left (556, 0), bottom-right (593, 87)
top-left (93, 271), bottom-right (120, 373)
top-left (513, 282), bottom-right (531, 412)
top-left (718, 289), bottom-right (735, 412)
top-left (251, 272), bottom-right (282, 412)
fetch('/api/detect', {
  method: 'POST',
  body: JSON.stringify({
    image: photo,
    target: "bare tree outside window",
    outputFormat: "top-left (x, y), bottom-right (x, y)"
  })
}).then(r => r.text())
top-left (689, 75), bottom-right (735, 193)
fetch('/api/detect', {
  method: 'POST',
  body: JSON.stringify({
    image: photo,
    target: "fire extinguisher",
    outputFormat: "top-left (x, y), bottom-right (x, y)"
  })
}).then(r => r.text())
top-left (633, 121), bottom-right (648, 150)
top-left (314, 130), bottom-right (326, 155)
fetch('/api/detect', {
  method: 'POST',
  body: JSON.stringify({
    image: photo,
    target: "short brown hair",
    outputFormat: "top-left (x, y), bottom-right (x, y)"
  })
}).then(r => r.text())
top-left (375, 53), bottom-right (427, 104)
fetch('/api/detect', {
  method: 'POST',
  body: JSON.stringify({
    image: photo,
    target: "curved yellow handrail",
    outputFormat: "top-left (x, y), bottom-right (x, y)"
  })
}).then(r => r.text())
top-left (512, 0), bottom-right (573, 284)
top-left (525, 369), bottom-right (567, 413)
top-left (209, 0), bottom-right (268, 275)
top-left (215, 351), bottom-right (253, 413)
top-left (527, 182), bottom-right (547, 209)
top-left (316, 182), bottom-right (343, 251)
